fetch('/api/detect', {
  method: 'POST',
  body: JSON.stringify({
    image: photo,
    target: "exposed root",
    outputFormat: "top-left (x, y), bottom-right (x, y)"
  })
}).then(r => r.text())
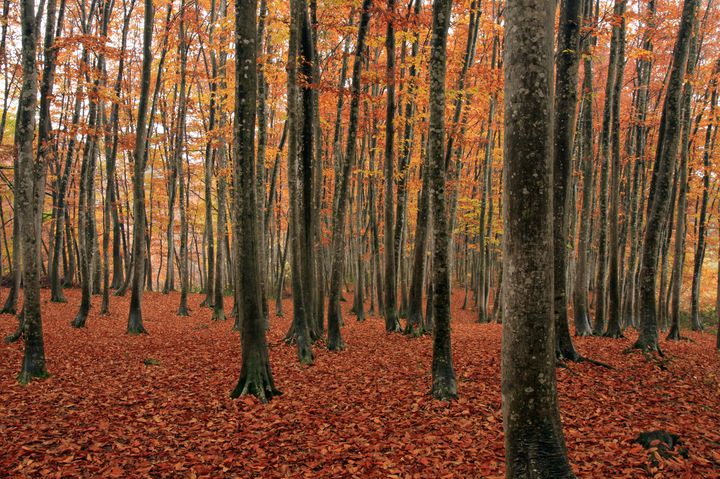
top-left (577, 356), bottom-right (614, 369)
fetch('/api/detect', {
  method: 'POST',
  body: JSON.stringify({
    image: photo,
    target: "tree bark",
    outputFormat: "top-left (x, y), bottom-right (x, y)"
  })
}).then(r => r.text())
top-left (635, 0), bottom-right (698, 352)
top-left (17, 0), bottom-right (49, 383)
top-left (327, 0), bottom-right (372, 351)
top-left (502, 0), bottom-right (574, 474)
top-left (571, 0), bottom-right (595, 337)
top-left (127, 0), bottom-right (154, 335)
top-left (604, 0), bottom-right (627, 338)
top-left (427, 0), bottom-right (457, 401)
top-left (552, 0), bottom-right (584, 358)
top-left (230, 0), bottom-right (280, 402)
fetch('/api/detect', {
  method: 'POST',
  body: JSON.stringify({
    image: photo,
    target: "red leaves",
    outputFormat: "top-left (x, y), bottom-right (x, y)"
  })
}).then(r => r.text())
top-left (0, 289), bottom-right (719, 477)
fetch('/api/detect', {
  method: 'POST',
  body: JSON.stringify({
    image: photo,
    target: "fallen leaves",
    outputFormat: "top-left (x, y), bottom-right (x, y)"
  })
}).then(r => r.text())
top-left (0, 288), bottom-right (718, 478)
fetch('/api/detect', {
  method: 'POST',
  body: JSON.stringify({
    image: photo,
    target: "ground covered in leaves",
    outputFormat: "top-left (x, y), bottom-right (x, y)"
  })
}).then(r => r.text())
top-left (1, 289), bottom-right (719, 478)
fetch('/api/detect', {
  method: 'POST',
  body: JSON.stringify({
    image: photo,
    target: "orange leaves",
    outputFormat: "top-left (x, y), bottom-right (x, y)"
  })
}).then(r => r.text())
top-left (1, 289), bottom-right (720, 477)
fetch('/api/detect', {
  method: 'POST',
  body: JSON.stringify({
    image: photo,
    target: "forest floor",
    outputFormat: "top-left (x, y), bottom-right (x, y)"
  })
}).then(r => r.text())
top-left (1, 289), bottom-right (719, 478)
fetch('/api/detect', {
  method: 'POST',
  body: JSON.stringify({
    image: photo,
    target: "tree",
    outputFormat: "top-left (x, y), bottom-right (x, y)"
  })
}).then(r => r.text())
top-left (284, 0), bottom-right (314, 363)
top-left (383, 0), bottom-right (400, 333)
top-left (16, 0), bottom-right (48, 383)
top-left (127, 0), bottom-right (154, 335)
top-left (230, 0), bottom-right (280, 402)
top-left (326, 0), bottom-right (372, 352)
top-left (635, 0), bottom-right (698, 352)
top-left (552, 0), bottom-right (583, 359)
top-left (604, 0), bottom-right (627, 339)
top-left (571, 0), bottom-right (596, 337)
top-left (502, 0), bottom-right (574, 474)
top-left (176, 0), bottom-right (190, 317)
top-left (427, 0), bottom-right (456, 402)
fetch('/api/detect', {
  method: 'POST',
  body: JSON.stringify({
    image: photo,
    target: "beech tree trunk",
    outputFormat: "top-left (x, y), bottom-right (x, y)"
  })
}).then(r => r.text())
top-left (502, 0), bottom-right (574, 475)
top-left (383, 0), bottom-right (400, 332)
top-left (327, 0), bottom-right (372, 351)
top-left (604, 0), bottom-right (626, 338)
top-left (427, 0), bottom-right (457, 402)
top-left (17, 0), bottom-right (48, 383)
top-left (284, 0), bottom-right (314, 363)
top-left (635, 0), bottom-right (698, 352)
top-left (552, 0), bottom-right (583, 358)
top-left (230, 0), bottom-right (280, 402)
top-left (126, 0), bottom-right (153, 335)
top-left (571, 0), bottom-right (595, 337)
top-left (176, 3), bottom-right (190, 316)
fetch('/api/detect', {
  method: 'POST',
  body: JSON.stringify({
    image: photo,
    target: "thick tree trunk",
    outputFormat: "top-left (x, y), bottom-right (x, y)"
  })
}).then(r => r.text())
top-left (230, 0), bottom-right (280, 401)
top-left (502, 0), bottom-right (574, 475)
top-left (17, 0), bottom-right (48, 383)
top-left (427, 0), bottom-right (457, 401)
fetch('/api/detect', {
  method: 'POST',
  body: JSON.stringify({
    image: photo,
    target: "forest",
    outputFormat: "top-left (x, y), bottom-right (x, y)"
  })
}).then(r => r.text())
top-left (1, 0), bottom-right (719, 476)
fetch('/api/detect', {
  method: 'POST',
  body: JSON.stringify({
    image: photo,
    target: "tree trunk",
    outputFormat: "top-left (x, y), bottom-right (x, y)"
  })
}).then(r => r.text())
top-left (127, 0), bottom-right (154, 335)
top-left (17, 0), bottom-right (48, 383)
top-left (212, 0), bottom-right (228, 322)
top-left (284, 0), bottom-right (314, 363)
top-left (571, 0), bottom-right (595, 337)
top-left (552, 0), bottom-right (584, 358)
top-left (427, 0), bottom-right (457, 401)
top-left (383, 0), bottom-right (400, 332)
top-left (604, 0), bottom-right (627, 338)
top-left (593, 0), bottom-right (621, 336)
top-left (502, 0), bottom-right (574, 475)
top-left (327, 0), bottom-right (372, 351)
top-left (230, 0), bottom-right (280, 402)
top-left (176, 3), bottom-right (190, 316)
top-left (635, 0), bottom-right (698, 352)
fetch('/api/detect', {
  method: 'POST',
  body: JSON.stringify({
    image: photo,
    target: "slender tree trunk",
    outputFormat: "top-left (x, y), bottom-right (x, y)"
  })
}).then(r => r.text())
top-left (593, 0), bottom-right (621, 335)
top-left (176, 3), bottom-right (190, 316)
top-left (604, 0), bottom-right (627, 338)
top-left (327, 0), bottom-right (372, 351)
top-left (127, 0), bottom-right (154, 335)
top-left (406, 140), bottom-right (431, 336)
top-left (552, 0), bottom-right (584, 358)
top-left (635, 0), bottom-right (698, 352)
top-left (284, 0), bottom-right (314, 363)
top-left (212, 0), bottom-right (228, 321)
top-left (571, 0), bottom-right (595, 337)
top-left (383, 0), bottom-right (400, 332)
